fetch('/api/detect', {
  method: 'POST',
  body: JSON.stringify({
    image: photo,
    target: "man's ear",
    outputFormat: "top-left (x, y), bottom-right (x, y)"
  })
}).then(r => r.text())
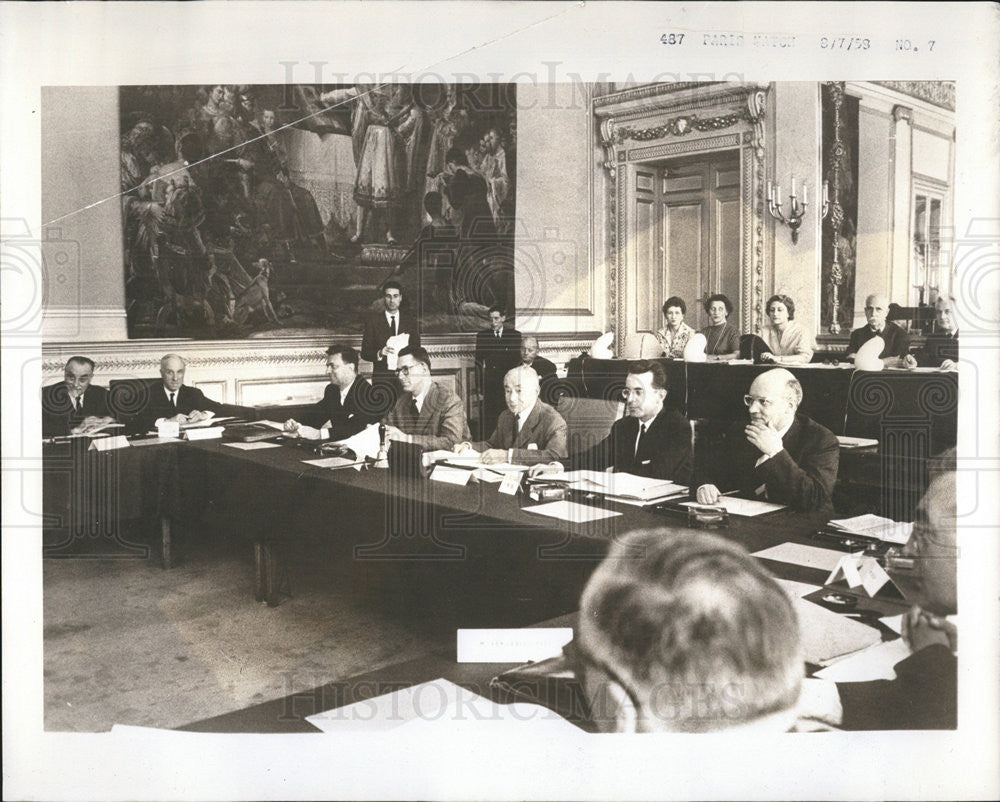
top-left (605, 679), bottom-right (640, 734)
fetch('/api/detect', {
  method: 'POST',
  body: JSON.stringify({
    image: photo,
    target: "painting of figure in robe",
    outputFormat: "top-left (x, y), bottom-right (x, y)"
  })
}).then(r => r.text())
top-left (120, 82), bottom-right (517, 339)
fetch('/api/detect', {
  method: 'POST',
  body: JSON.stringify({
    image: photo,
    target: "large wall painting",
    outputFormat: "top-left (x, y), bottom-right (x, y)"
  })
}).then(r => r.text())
top-left (120, 83), bottom-right (517, 339)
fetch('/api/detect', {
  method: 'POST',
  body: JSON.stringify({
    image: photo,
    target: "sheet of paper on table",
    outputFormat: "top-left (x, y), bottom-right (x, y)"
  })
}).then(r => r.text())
top-left (836, 435), bottom-right (879, 448)
top-left (680, 496), bottom-right (786, 516)
top-left (828, 513), bottom-right (913, 544)
top-left (128, 436), bottom-right (181, 448)
top-left (223, 441), bottom-right (282, 450)
top-left (457, 627), bottom-right (573, 663)
top-left (753, 542), bottom-right (850, 573)
top-left (775, 578), bottom-right (823, 598)
top-left (795, 597), bottom-right (883, 666)
top-left (812, 638), bottom-right (911, 682)
top-left (180, 415), bottom-right (238, 429)
top-left (302, 456), bottom-right (364, 470)
top-left (256, 420), bottom-right (287, 430)
top-left (523, 500), bottom-right (623, 523)
top-left (305, 677), bottom-right (581, 736)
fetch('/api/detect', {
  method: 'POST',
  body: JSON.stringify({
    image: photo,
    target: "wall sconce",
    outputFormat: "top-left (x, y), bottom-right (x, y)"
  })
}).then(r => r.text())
top-left (767, 179), bottom-right (830, 244)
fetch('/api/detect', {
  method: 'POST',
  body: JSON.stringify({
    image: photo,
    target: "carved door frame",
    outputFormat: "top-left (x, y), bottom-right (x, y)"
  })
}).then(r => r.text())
top-left (594, 82), bottom-right (771, 349)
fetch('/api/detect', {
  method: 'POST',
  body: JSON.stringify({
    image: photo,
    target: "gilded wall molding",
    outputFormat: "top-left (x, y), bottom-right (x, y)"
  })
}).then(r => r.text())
top-left (874, 81), bottom-right (955, 112)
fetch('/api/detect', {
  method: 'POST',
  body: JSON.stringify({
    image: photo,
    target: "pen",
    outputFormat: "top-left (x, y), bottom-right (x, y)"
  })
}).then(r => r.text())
top-left (720, 490), bottom-right (739, 497)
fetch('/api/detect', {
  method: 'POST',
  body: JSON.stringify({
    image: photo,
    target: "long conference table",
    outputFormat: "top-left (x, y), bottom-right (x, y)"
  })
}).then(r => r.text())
top-left (46, 432), bottom-right (916, 733)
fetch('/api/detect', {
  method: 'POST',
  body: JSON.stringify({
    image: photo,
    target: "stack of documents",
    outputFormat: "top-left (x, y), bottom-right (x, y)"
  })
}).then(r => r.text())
top-left (827, 514), bottom-right (913, 545)
top-left (544, 470), bottom-right (687, 504)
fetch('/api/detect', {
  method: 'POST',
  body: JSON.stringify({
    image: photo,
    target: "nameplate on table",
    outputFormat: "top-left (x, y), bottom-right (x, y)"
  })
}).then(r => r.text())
top-left (497, 473), bottom-right (521, 495)
top-left (183, 426), bottom-right (225, 441)
top-left (88, 435), bottom-right (130, 452)
top-left (457, 627), bottom-right (573, 663)
top-left (680, 496), bottom-right (785, 517)
top-left (430, 465), bottom-right (472, 486)
top-left (826, 554), bottom-right (902, 598)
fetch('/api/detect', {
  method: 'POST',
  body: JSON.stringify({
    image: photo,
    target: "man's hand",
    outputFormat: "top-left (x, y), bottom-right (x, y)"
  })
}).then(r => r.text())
top-left (696, 484), bottom-right (721, 504)
top-left (901, 354), bottom-right (918, 370)
top-left (528, 462), bottom-right (563, 478)
top-left (380, 345), bottom-right (397, 359)
top-left (745, 422), bottom-right (783, 457)
top-left (796, 678), bottom-right (844, 727)
top-left (480, 449), bottom-right (507, 465)
top-left (903, 606), bottom-right (957, 653)
top-left (187, 409), bottom-right (211, 423)
top-left (453, 442), bottom-right (473, 454)
top-left (940, 358), bottom-right (957, 371)
top-left (284, 419), bottom-right (301, 434)
top-left (385, 425), bottom-right (411, 443)
top-left (759, 352), bottom-right (776, 362)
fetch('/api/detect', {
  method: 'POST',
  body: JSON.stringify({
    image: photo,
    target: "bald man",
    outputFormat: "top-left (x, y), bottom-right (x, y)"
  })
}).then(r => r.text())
top-left (845, 294), bottom-right (910, 366)
top-left (518, 335), bottom-right (557, 384)
top-left (135, 354), bottom-right (225, 431)
top-left (454, 365), bottom-right (567, 465)
top-left (694, 368), bottom-right (839, 512)
top-left (42, 356), bottom-right (116, 437)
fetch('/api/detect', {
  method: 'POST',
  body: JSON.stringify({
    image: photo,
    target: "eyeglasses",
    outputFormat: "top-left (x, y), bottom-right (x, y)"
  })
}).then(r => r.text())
top-left (395, 365), bottom-right (422, 376)
top-left (743, 395), bottom-right (786, 409)
top-left (621, 388), bottom-right (646, 400)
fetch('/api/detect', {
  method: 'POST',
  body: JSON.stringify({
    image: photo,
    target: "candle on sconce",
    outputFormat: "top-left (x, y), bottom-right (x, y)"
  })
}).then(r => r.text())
top-left (776, 185), bottom-right (782, 206)
top-left (790, 177), bottom-right (796, 198)
top-left (802, 182), bottom-right (808, 205)
top-left (823, 181), bottom-right (829, 204)
top-left (767, 181), bottom-right (773, 202)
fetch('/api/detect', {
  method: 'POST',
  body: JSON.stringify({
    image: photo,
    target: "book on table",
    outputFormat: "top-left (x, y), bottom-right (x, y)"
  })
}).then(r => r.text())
top-left (542, 470), bottom-right (687, 502)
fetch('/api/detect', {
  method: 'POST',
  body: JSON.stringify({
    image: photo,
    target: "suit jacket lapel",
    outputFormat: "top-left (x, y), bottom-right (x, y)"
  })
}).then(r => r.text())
top-left (416, 384), bottom-right (436, 432)
top-left (516, 404), bottom-right (541, 447)
top-left (617, 415), bottom-right (639, 470)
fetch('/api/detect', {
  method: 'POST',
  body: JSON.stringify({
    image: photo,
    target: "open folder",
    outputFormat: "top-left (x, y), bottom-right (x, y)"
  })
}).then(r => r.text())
top-left (542, 470), bottom-right (687, 502)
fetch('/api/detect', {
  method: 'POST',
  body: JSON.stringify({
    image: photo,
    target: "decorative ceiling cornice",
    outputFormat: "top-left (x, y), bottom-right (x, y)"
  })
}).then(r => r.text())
top-left (872, 81), bottom-right (955, 112)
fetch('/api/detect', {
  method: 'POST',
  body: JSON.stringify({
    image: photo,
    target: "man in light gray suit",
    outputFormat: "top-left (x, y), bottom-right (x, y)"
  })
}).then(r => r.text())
top-left (454, 365), bottom-right (567, 466)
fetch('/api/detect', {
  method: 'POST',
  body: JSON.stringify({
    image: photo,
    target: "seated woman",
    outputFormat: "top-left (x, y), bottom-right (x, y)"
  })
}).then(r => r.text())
top-left (760, 293), bottom-right (814, 364)
top-left (700, 293), bottom-right (740, 360)
top-left (655, 296), bottom-right (695, 359)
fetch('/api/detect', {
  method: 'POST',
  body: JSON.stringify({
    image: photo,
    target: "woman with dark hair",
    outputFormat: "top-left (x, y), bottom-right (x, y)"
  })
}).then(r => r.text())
top-left (760, 293), bottom-right (814, 364)
top-left (655, 296), bottom-right (695, 359)
top-left (700, 293), bottom-right (740, 360)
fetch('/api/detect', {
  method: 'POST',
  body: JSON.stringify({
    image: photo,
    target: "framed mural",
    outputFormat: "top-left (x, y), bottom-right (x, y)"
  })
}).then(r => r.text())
top-left (120, 83), bottom-right (517, 339)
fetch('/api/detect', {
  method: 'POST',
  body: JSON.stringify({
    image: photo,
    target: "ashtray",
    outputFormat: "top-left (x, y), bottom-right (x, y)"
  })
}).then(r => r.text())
top-left (686, 503), bottom-right (729, 528)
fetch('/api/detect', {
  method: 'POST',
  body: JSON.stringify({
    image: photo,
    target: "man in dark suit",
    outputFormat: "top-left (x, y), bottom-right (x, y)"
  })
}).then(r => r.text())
top-left (384, 345), bottom-right (470, 450)
top-left (360, 280), bottom-right (421, 386)
top-left (42, 356), bottom-right (116, 437)
top-left (454, 365), bottom-right (567, 466)
top-left (694, 368), bottom-right (839, 512)
top-left (845, 294), bottom-right (910, 366)
top-left (134, 353), bottom-right (225, 431)
top-left (529, 360), bottom-right (692, 484)
top-left (903, 294), bottom-right (959, 370)
top-left (799, 459), bottom-right (957, 730)
top-left (474, 304), bottom-right (521, 438)
top-left (283, 345), bottom-right (386, 441)
top-left (518, 335), bottom-right (557, 383)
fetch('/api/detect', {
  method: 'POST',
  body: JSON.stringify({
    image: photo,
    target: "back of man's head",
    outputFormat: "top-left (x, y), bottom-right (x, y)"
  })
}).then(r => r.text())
top-left (578, 529), bottom-right (802, 733)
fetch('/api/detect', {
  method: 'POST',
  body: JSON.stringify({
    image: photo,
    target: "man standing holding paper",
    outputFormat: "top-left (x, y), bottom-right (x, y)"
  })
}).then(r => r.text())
top-left (694, 368), bottom-right (838, 512)
top-left (529, 360), bottom-right (691, 484)
top-left (453, 365), bottom-right (566, 466)
top-left (361, 280), bottom-right (420, 387)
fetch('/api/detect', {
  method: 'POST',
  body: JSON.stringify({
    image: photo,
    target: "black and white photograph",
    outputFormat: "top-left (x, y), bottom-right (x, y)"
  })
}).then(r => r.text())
top-left (3, 2), bottom-right (999, 800)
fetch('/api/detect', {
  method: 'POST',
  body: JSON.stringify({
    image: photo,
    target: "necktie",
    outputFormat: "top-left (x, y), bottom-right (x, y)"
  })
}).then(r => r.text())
top-left (169, 392), bottom-right (176, 410)
top-left (390, 316), bottom-right (397, 337)
top-left (495, 331), bottom-right (500, 339)
top-left (635, 422), bottom-right (647, 457)
top-left (410, 398), bottom-right (420, 419)
top-left (74, 396), bottom-right (82, 413)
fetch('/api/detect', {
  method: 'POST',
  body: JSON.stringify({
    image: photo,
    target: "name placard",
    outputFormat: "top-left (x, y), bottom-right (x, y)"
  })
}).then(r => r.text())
top-left (89, 435), bottom-right (130, 452)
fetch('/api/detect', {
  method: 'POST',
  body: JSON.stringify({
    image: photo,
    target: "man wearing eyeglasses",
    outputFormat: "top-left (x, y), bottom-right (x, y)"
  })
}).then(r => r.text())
top-left (694, 367), bottom-right (839, 511)
top-left (528, 360), bottom-right (691, 484)
top-left (383, 345), bottom-right (470, 450)
top-left (800, 455), bottom-right (957, 729)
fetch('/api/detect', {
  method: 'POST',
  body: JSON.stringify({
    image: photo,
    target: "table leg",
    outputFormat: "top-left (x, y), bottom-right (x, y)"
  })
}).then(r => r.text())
top-left (160, 516), bottom-right (174, 569)
top-left (253, 542), bottom-right (265, 602)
